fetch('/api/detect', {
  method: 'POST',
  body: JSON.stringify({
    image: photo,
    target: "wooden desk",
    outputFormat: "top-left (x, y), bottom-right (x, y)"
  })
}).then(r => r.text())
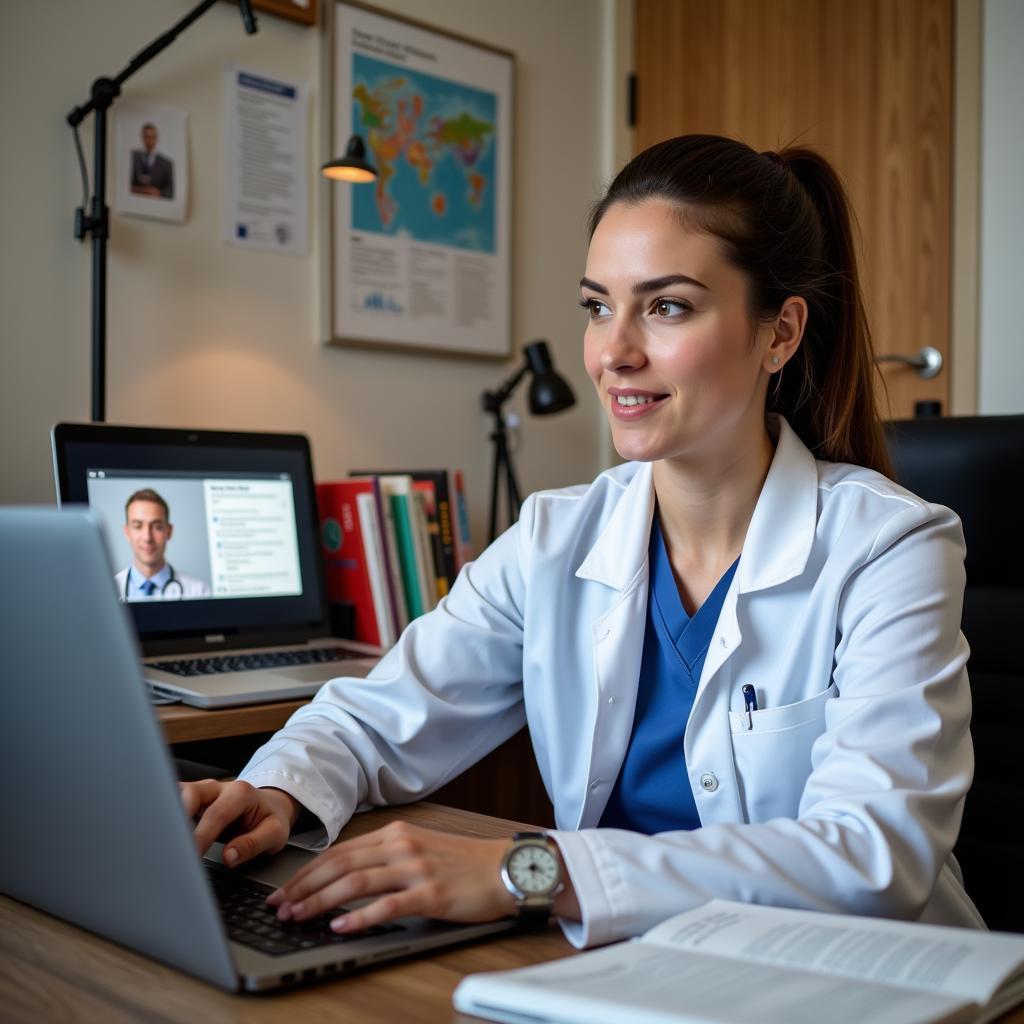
top-left (158, 698), bottom-right (305, 745)
top-left (4, 797), bottom-right (1023, 1023)
top-left (0, 803), bottom-right (573, 1024)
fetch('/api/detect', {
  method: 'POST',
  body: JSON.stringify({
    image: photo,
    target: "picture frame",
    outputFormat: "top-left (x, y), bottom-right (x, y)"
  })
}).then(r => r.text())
top-left (251, 0), bottom-right (318, 27)
top-left (326, 1), bottom-right (515, 359)
top-left (114, 101), bottom-right (189, 225)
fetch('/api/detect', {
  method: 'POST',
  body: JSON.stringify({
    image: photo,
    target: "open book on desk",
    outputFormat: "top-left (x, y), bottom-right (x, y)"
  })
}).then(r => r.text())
top-left (454, 899), bottom-right (1024, 1024)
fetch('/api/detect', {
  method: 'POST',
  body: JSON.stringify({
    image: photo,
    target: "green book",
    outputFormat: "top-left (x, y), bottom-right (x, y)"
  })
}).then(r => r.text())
top-left (389, 493), bottom-right (424, 619)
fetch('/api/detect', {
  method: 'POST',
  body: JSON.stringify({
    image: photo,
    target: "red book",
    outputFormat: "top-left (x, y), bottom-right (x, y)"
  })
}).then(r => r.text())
top-left (316, 480), bottom-right (382, 647)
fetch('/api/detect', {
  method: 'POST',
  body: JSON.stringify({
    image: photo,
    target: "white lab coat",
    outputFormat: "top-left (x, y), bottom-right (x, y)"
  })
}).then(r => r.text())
top-left (238, 416), bottom-right (984, 947)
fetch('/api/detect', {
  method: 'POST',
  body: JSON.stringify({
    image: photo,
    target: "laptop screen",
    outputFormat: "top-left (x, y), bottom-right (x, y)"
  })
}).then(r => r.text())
top-left (52, 424), bottom-right (328, 651)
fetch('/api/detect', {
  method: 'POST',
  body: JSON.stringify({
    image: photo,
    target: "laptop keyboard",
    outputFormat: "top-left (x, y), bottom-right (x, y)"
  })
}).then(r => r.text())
top-left (149, 647), bottom-right (362, 677)
top-left (206, 864), bottom-right (405, 957)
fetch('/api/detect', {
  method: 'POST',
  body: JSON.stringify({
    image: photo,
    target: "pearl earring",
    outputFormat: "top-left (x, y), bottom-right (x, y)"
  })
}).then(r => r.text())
top-left (770, 356), bottom-right (781, 367)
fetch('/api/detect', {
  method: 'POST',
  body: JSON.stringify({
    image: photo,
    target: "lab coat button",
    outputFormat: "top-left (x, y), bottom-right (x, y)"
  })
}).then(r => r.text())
top-left (700, 773), bottom-right (719, 793)
top-left (589, 778), bottom-right (603, 791)
top-left (607, 695), bottom-right (618, 704)
top-left (719, 636), bottom-right (727, 648)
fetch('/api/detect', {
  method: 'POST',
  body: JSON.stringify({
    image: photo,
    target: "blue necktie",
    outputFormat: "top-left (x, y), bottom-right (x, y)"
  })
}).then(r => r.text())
top-left (139, 579), bottom-right (157, 596)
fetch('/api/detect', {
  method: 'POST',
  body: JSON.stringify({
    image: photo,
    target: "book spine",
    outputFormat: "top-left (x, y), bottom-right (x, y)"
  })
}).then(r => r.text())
top-left (423, 474), bottom-right (457, 589)
top-left (412, 480), bottom-right (449, 600)
top-left (409, 490), bottom-right (438, 612)
top-left (370, 476), bottom-right (406, 634)
top-left (316, 483), bottom-right (381, 647)
top-left (450, 469), bottom-right (474, 570)
top-left (389, 493), bottom-right (424, 619)
top-left (376, 484), bottom-right (409, 630)
top-left (356, 492), bottom-right (396, 647)
top-left (429, 523), bottom-right (449, 599)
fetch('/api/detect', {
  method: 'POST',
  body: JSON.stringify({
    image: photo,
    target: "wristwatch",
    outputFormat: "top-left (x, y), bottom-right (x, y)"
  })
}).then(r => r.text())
top-left (500, 832), bottom-right (563, 930)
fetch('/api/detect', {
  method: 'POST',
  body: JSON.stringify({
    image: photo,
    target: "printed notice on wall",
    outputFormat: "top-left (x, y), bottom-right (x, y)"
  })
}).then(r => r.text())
top-left (223, 67), bottom-right (309, 256)
top-left (330, 2), bottom-right (513, 357)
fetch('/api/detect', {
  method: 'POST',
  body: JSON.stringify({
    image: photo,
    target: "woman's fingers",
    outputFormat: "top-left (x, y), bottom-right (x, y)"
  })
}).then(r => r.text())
top-left (222, 812), bottom-right (290, 867)
top-left (281, 865), bottom-right (416, 922)
top-left (192, 782), bottom-right (260, 855)
top-left (330, 890), bottom-right (433, 934)
top-left (270, 844), bottom-right (397, 910)
top-left (180, 780), bottom-right (298, 864)
top-left (266, 821), bottom-right (513, 933)
top-left (267, 821), bottom-right (414, 904)
top-left (178, 778), bottom-right (224, 819)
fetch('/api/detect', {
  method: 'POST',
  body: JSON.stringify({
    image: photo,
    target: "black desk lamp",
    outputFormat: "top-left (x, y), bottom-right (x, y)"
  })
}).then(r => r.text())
top-left (67, 0), bottom-right (259, 423)
top-left (482, 340), bottom-right (575, 542)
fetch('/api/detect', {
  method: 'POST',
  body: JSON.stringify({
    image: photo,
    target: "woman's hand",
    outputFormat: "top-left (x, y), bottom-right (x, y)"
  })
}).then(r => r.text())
top-left (180, 779), bottom-right (301, 865)
top-left (266, 821), bottom-right (520, 933)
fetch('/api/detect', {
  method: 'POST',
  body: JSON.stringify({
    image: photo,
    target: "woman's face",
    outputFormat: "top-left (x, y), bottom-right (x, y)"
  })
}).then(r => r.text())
top-left (582, 199), bottom-right (775, 466)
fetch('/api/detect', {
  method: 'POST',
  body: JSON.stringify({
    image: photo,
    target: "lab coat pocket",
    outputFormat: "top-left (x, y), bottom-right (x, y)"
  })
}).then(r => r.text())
top-left (728, 682), bottom-right (838, 822)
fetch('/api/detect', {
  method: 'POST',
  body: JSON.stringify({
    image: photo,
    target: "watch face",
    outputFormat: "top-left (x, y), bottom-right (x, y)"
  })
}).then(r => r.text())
top-left (507, 843), bottom-right (559, 895)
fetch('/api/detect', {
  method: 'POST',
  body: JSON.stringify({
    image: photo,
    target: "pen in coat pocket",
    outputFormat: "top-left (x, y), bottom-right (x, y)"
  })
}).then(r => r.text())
top-left (742, 684), bottom-right (758, 730)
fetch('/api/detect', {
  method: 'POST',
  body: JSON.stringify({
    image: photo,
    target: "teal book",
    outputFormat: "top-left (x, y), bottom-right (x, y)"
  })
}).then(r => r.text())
top-left (389, 493), bottom-right (424, 620)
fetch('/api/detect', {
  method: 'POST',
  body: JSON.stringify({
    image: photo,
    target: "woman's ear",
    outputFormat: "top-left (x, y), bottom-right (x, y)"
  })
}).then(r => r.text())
top-left (764, 296), bottom-right (807, 372)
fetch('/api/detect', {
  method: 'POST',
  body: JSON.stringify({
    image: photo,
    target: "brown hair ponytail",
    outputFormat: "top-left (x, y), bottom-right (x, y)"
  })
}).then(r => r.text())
top-left (590, 136), bottom-right (892, 476)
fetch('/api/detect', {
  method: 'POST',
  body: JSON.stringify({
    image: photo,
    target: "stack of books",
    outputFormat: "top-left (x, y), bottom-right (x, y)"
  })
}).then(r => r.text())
top-left (316, 470), bottom-right (473, 648)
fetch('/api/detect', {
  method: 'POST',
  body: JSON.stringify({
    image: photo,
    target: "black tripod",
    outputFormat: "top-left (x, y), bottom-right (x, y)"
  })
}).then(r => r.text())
top-left (66, 0), bottom-right (258, 422)
top-left (483, 380), bottom-right (526, 544)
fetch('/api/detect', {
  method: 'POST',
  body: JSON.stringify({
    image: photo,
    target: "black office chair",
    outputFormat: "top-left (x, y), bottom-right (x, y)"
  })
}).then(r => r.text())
top-left (884, 415), bottom-right (1024, 932)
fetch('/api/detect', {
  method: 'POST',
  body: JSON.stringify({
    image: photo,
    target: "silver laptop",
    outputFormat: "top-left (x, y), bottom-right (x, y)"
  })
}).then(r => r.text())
top-left (52, 422), bottom-right (381, 707)
top-left (0, 507), bottom-right (516, 992)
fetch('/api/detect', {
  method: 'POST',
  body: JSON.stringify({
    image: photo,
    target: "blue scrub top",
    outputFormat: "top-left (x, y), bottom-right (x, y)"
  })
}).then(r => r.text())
top-left (599, 516), bottom-right (739, 835)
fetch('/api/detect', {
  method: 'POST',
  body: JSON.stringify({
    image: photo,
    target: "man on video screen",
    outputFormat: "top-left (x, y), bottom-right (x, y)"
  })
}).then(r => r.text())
top-left (114, 488), bottom-right (211, 601)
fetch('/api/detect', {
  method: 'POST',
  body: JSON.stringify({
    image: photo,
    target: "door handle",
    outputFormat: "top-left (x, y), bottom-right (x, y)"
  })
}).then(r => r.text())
top-left (874, 346), bottom-right (943, 379)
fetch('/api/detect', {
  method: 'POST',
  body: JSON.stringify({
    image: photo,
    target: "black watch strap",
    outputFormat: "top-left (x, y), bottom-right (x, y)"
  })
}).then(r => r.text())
top-left (516, 905), bottom-right (552, 931)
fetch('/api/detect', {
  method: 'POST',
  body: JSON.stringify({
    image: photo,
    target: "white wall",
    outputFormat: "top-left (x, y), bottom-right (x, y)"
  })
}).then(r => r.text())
top-left (978, 0), bottom-right (1024, 413)
top-left (0, 0), bottom-right (611, 543)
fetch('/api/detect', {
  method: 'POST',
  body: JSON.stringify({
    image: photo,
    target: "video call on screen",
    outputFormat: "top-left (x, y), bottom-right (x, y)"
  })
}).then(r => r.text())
top-left (87, 470), bottom-right (304, 603)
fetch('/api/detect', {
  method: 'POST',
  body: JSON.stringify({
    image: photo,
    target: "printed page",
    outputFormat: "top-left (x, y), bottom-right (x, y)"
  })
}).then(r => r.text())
top-left (222, 67), bottom-right (309, 255)
top-left (642, 900), bottom-right (1024, 1005)
top-left (453, 940), bottom-right (967, 1024)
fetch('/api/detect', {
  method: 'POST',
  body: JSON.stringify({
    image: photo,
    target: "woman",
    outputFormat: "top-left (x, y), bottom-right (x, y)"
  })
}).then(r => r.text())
top-left (184, 135), bottom-right (983, 945)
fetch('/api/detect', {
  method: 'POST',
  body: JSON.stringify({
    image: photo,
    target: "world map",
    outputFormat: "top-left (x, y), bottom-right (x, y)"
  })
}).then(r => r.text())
top-left (351, 54), bottom-right (498, 254)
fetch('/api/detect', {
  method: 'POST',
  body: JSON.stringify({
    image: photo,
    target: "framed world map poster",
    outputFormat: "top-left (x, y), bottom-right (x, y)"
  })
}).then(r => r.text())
top-left (328, 2), bottom-right (514, 358)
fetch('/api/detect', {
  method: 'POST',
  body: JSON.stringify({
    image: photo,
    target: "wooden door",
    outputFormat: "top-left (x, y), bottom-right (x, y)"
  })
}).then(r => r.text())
top-left (634, 0), bottom-right (953, 419)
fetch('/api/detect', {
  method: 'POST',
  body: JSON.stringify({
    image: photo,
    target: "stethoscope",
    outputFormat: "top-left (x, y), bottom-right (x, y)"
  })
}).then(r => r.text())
top-left (124, 564), bottom-right (183, 600)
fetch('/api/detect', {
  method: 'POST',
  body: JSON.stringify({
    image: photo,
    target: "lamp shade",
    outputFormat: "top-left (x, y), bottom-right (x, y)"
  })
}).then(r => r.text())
top-left (321, 134), bottom-right (377, 183)
top-left (528, 373), bottom-right (575, 415)
top-left (524, 341), bottom-right (575, 415)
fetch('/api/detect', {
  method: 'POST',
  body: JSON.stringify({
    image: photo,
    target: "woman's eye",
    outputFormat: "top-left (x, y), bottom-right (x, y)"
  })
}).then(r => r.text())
top-left (579, 298), bottom-right (611, 319)
top-left (652, 298), bottom-right (691, 318)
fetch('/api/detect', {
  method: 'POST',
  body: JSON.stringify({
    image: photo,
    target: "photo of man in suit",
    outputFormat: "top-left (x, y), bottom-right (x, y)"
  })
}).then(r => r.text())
top-left (130, 123), bottom-right (174, 199)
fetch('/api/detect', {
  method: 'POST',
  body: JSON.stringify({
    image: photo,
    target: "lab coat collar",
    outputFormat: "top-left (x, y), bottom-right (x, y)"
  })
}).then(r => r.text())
top-left (574, 462), bottom-right (656, 591)
top-left (736, 415), bottom-right (819, 594)
top-left (574, 416), bottom-right (818, 595)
